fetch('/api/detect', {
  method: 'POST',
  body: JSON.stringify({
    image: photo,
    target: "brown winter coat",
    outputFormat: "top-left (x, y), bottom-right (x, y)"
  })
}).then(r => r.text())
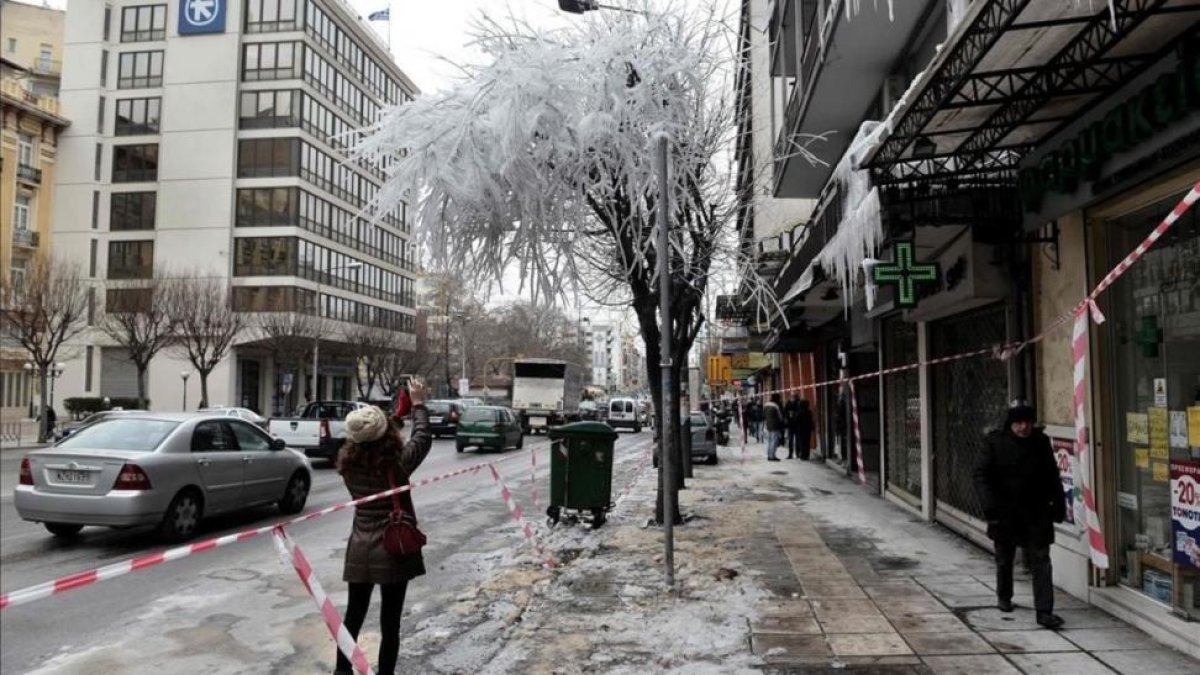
top-left (338, 406), bottom-right (432, 584)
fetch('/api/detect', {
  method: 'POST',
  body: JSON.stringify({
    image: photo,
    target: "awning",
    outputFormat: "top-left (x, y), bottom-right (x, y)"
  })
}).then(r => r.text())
top-left (861, 0), bottom-right (1200, 184)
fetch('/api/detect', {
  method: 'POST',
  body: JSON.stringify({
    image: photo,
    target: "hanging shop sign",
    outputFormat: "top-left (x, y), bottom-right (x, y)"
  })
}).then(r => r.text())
top-left (871, 241), bottom-right (939, 309)
top-left (1171, 459), bottom-right (1200, 570)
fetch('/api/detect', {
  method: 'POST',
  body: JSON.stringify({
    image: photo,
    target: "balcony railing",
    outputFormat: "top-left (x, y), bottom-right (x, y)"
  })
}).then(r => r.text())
top-left (32, 58), bottom-right (62, 77)
top-left (16, 163), bottom-right (42, 185)
top-left (12, 229), bottom-right (40, 248)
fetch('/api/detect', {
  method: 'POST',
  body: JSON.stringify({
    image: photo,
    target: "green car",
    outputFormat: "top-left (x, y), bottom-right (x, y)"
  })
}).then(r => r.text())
top-left (455, 406), bottom-right (525, 453)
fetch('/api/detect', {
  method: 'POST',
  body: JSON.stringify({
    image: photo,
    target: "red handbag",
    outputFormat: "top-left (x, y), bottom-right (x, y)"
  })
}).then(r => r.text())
top-left (383, 468), bottom-right (426, 557)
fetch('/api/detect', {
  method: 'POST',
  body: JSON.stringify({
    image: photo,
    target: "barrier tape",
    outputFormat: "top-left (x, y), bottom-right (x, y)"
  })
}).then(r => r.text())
top-left (1, 452), bottom-right (523, 611)
top-left (272, 527), bottom-right (374, 675)
top-left (847, 380), bottom-right (866, 486)
top-left (487, 463), bottom-right (559, 569)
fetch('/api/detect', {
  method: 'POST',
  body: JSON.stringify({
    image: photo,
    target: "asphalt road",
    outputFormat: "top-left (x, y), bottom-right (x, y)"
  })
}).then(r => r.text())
top-left (0, 431), bottom-right (654, 674)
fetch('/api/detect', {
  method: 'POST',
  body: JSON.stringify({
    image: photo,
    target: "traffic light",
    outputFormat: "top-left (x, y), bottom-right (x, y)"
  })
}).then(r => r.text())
top-left (558, 0), bottom-right (599, 13)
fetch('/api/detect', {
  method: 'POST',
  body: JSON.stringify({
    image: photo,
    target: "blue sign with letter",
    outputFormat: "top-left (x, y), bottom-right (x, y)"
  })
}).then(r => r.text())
top-left (178, 0), bottom-right (226, 35)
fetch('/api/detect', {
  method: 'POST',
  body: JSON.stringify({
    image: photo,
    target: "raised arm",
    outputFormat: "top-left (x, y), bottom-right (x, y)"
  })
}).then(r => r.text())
top-left (397, 381), bottom-right (433, 476)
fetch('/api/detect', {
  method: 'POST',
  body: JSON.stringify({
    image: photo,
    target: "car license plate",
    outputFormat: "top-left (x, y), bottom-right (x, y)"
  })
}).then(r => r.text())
top-left (54, 469), bottom-right (91, 484)
top-left (470, 437), bottom-right (484, 444)
top-left (530, 416), bottom-right (546, 427)
top-left (430, 416), bottom-right (444, 424)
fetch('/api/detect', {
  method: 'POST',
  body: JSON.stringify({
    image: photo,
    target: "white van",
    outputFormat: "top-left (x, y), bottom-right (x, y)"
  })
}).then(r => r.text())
top-left (607, 397), bottom-right (642, 432)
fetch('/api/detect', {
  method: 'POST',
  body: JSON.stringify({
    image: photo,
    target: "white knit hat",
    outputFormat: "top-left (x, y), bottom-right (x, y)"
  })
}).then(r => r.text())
top-left (345, 406), bottom-right (388, 444)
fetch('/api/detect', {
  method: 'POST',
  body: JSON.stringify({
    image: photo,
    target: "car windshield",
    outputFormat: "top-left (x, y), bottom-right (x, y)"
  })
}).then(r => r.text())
top-left (689, 413), bottom-right (707, 427)
top-left (463, 408), bottom-right (498, 423)
top-left (57, 418), bottom-right (179, 452)
top-left (427, 401), bottom-right (451, 414)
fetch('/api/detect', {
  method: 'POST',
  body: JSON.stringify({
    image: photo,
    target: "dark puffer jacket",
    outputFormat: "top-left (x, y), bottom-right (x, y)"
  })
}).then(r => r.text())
top-left (338, 406), bottom-right (432, 584)
top-left (973, 427), bottom-right (1066, 547)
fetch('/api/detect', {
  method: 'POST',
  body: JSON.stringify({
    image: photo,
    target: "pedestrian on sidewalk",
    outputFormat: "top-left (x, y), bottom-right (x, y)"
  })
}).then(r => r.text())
top-left (763, 394), bottom-right (783, 462)
top-left (973, 401), bottom-right (1066, 630)
top-left (334, 381), bottom-right (433, 675)
top-left (787, 398), bottom-right (814, 460)
top-left (749, 399), bottom-right (763, 443)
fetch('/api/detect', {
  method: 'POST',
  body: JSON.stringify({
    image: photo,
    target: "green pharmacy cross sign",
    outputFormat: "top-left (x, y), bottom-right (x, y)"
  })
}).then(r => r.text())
top-left (872, 241), bottom-right (940, 309)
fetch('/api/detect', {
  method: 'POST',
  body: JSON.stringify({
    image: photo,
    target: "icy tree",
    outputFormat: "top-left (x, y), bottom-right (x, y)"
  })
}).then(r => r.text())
top-left (358, 2), bottom-right (795, 522)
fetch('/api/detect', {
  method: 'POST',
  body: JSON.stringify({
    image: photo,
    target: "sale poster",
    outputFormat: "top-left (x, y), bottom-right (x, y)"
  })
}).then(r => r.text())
top-left (1170, 460), bottom-right (1200, 570)
top-left (1050, 434), bottom-right (1075, 525)
top-left (1135, 447), bottom-right (1149, 469)
top-left (1149, 408), bottom-right (1169, 459)
top-left (1189, 407), bottom-right (1200, 448)
top-left (1170, 411), bottom-right (1189, 449)
top-left (1127, 412), bottom-right (1149, 444)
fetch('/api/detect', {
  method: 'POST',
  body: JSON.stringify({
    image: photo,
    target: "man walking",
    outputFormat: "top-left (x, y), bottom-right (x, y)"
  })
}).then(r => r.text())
top-left (973, 401), bottom-right (1066, 629)
top-left (789, 398), bottom-right (814, 461)
top-left (763, 394), bottom-right (784, 462)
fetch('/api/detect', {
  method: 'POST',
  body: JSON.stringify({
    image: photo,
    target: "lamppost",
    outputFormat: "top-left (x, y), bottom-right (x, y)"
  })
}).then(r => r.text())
top-left (455, 312), bottom-right (467, 396)
top-left (22, 362), bottom-right (34, 418)
top-left (48, 363), bottom-right (64, 411)
top-left (181, 371), bottom-right (191, 411)
top-left (311, 261), bottom-right (362, 402)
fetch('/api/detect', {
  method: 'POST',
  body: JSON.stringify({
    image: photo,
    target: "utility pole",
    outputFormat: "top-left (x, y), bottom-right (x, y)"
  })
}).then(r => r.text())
top-left (656, 134), bottom-right (675, 591)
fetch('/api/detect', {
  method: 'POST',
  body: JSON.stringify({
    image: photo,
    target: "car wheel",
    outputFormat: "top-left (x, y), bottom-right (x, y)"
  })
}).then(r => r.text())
top-left (159, 489), bottom-right (203, 543)
top-left (278, 471), bottom-right (310, 515)
top-left (456, 442), bottom-right (465, 453)
top-left (517, 435), bottom-right (524, 450)
top-left (634, 425), bottom-right (642, 433)
top-left (44, 522), bottom-right (83, 538)
top-left (706, 453), bottom-right (719, 466)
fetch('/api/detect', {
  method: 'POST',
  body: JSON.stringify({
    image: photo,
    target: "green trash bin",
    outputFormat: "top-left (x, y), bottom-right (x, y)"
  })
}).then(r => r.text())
top-left (546, 421), bottom-right (619, 528)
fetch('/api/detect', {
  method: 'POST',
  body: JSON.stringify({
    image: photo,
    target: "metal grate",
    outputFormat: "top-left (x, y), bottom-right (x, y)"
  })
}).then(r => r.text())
top-left (883, 318), bottom-right (921, 499)
top-left (931, 303), bottom-right (1009, 520)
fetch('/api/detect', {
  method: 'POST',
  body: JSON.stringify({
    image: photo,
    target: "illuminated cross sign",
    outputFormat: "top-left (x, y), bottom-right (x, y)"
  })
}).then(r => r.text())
top-left (872, 241), bottom-right (939, 309)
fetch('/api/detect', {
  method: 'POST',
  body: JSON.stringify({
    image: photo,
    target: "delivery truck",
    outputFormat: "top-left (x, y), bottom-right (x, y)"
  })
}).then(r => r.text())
top-left (511, 358), bottom-right (583, 433)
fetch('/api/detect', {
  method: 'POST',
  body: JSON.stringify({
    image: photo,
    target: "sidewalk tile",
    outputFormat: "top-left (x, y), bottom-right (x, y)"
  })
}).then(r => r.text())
top-left (925, 581), bottom-right (994, 598)
top-left (810, 599), bottom-right (886, 620)
top-left (836, 655), bottom-right (926, 667)
top-left (1093, 648), bottom-right (1200, 675)
top-left (862, 580), bottom-right (932, 599)
top-left (752, 615), bottom-right (822, 635)
top-left (796, 570), bottom-right (857, 585)
top-left (875, 595), bottom-right (951, 618)
top-left (959, 607), bottom-right (1039, 631)
top-left (802, 581), bottom-right (867, 599)
top-left (817, 614), bottom-right (895, 634)
top-left (921, 654), bottom-right (1023, 675)
top-left (828, 632), bottom-right (913, 657)
top-left (978, 629), bottom-right (1077, 653)
top-left (1059, 626), bottom-right (1159, 651)
top-left (935, 594), bottom-right (1002, 609)
top-left (889, 613), bottom-right (969, 634)
top-left (902, 632), bottom-right (995, 656)
top-left (1007, 652), bottom-right (1118, 674)
top-left (1054, 608), bottom-right (1130, 629)
top-left (752, 633), bottom-right (832, 660)
top-left (760, 601), bottom-right (814, 618)
top-left (915, 575), bottom-right (982, 585)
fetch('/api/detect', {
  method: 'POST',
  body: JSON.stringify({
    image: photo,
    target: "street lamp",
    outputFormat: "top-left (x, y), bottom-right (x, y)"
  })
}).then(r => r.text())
top-left (181, 371), bottom-right (191, 411)
top-left (22, 362), bottom-right (34, 418)
top-left (48, 363), bottom-right (64, 411)
top-left (312, 261), bottom-right (363, 402)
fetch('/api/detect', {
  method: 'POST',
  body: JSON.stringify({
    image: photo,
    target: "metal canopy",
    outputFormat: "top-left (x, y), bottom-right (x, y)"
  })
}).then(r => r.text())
top-left (864, 0), bottom-right (1200, 184)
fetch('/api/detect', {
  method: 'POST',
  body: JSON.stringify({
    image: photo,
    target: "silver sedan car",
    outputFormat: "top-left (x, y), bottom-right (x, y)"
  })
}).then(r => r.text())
top-left (15, 413), bottom-right (312, 542)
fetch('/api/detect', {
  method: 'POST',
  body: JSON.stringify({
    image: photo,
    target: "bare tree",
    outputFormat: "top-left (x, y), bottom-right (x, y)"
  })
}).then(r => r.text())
top-left (0, 257), bottom-right (89, 441)
top-left (168, 276), bottom-right (244, 409)
top-left (344, 323), bottom-right (404, 400)
top-left (100, 271), bottom-right (180, 410)
top-left (249, 311), bottom-right (324, 413)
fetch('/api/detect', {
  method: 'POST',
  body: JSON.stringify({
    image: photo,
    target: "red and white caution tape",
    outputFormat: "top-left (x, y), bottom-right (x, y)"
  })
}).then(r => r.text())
top-left (1, 453), bottom-right (520, 611)
top-left (1072, 305), bottom-right (1109, 569)
top-left (272, 527), bottom-right (373, 675)
top-left (847, 380), bottom-right (866, 486)
top-left (487, 463), bottom-right (559, 569)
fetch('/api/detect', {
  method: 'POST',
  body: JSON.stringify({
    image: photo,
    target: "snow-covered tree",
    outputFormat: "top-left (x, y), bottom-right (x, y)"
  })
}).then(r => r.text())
top-left (357, 2), bottom-right (789, 522)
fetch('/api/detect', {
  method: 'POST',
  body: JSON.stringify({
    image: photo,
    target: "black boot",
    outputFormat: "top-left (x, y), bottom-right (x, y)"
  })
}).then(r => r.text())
top-left (1036, 612), bottom-right (1064, 630)
top-left (997, 598), bottom-right (1014, 613)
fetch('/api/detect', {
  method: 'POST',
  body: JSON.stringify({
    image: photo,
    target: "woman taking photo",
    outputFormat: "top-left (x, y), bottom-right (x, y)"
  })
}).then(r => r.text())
top-left (334, 381), bottom-right (432, 675)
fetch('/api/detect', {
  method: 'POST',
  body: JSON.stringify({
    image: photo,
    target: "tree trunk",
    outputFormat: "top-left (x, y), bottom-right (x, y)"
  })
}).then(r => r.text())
top-left (199, 369), bottom-right (211, 409)
top-left (37, 368), bottom-right (49, 443)
top-left (136, 366), bottom-right (147, 410)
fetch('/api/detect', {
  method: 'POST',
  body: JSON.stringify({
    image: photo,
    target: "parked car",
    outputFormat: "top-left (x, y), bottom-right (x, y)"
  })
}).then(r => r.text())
top-left (579, 400), bottom-right (600, 421)
top-left (457, 397), bottom-right (484, 408)
top-left (199, 406), bottom-right (268, 430)
top-left (427, 400), bottom-right (466, 438)
top-left (689, 411), bottom-right (718, 465)
top-left (267, 400), bottom-right (369, 462)
top-left (55, 410), bottom-right (139, 441)
top-left (16, 413), bottom-right (312, 542)
top-left (607, 397), bottom-right (642, 432)
top-left (455, 406), bottom-right (524, 453)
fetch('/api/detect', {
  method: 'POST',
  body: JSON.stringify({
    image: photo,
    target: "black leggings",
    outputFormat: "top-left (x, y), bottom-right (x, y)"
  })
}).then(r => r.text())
top-left (335, 581), bottom-right (408, 675)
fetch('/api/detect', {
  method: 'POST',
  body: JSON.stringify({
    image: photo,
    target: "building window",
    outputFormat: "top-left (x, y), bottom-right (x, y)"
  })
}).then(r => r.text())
top-left (237, 138), bottom-right (298, 178)
top-left (111, 144), bottom-right (159, 182)
top-left (234, 237), bottom-right (297, 276)
top-left (95, 143), bottom-right (103, 181)
top-left (117, 50), bottom-right (164, 89)
top-left (121, 5), bottom-right (167, 42)
top-left (92, 191), bottom-right (100, 229)
top-left (245, 0), bottom-right (300, 33)
top-left (241, 42), bottom-right (301, 81)
top-left (86, 346), bottom-right (94, 391)
top-left (88, 287), bottom-right (96, 325)
top-left (107, 240), bottom-right (155, 279)
top-left (17, 133), bottom-right (34, 167)
top-left (13, 195), bottom-right (31, 231)
top-left (106, 288), bottom-right (153, 313)
top-left (38, 46), bottom-right (53, 72)
top-left (100, 50), bottom-right (108, 86)
top-left (97, 96), bottom-right (107, 133)
top-left (115, 97), bottom-right (162, 135)
top-left (89, 239), bottom-right (98, 277)
top-left (233, 285), bottom-right (314, 312)
top-left (236, 187), bottom-right (297, 227)
top-left (238, 90), bottom-right (298, 129)
top-left (110, 191), bottom-right (157, 230)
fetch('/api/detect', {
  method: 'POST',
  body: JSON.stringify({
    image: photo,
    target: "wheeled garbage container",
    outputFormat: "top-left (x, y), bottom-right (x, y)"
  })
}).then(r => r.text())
top-left (546, 422), bottom-right (618, 528)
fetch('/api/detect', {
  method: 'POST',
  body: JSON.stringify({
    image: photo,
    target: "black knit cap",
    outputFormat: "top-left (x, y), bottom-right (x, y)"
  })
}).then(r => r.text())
top-left (1005, 400), bottom-right (1037, 426)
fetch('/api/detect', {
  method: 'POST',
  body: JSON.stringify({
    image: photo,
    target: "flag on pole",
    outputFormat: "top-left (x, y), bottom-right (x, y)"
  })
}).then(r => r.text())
top-left (368, 8), bottom-right (390, 21)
